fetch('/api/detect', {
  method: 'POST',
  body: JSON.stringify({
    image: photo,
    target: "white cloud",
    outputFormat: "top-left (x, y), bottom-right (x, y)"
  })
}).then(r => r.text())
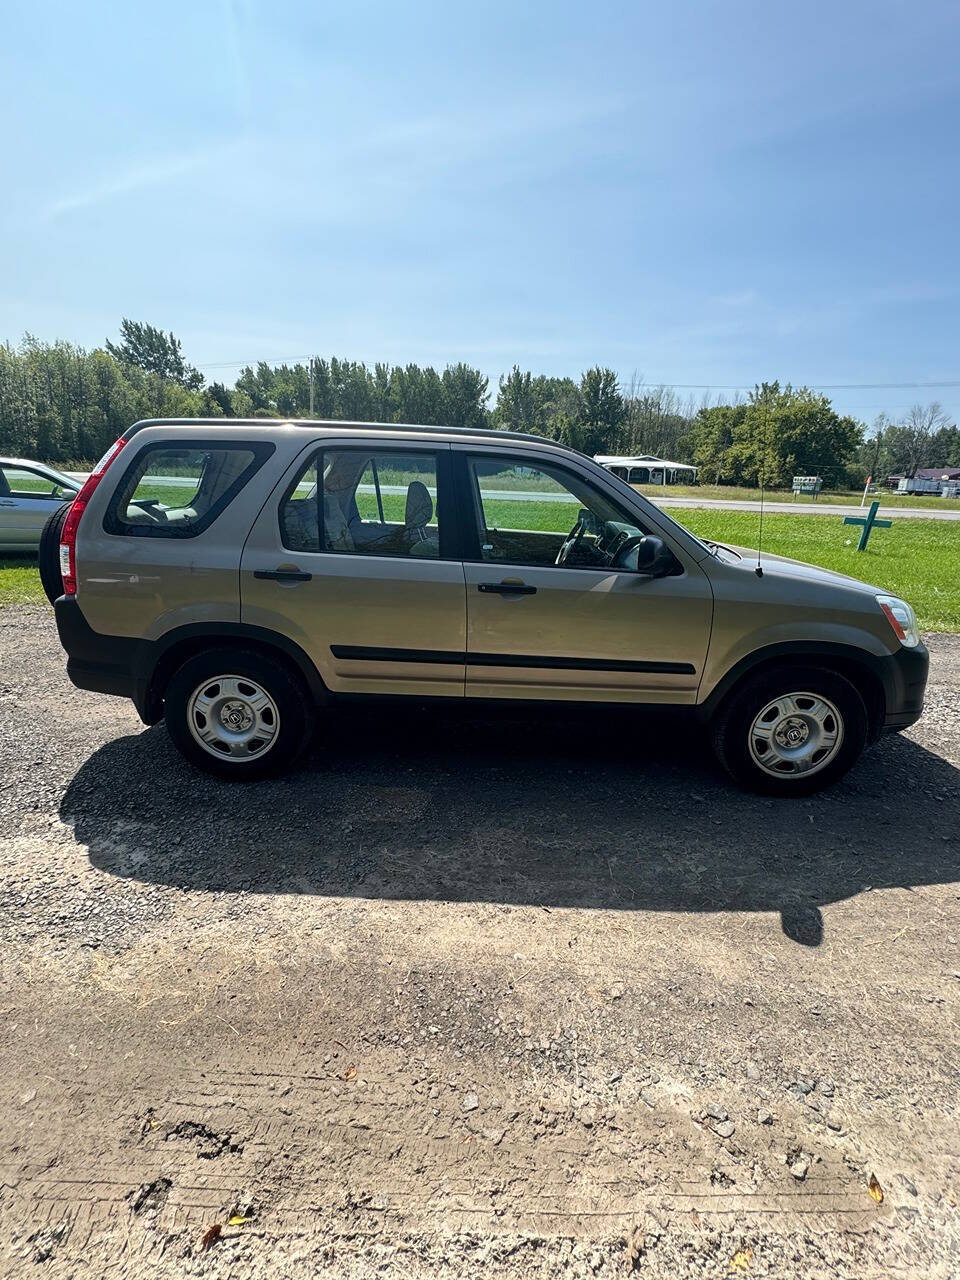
top-left (45, 142), bottom-right (243, 220)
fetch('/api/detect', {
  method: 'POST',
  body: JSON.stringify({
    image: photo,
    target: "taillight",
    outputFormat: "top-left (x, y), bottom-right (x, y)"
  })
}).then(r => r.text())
top-left (59, 437), bottom-right (127, 596)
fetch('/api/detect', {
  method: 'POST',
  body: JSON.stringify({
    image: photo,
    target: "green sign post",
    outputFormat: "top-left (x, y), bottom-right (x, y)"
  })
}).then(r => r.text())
top-left (843, 499), bottom-right (892, 551)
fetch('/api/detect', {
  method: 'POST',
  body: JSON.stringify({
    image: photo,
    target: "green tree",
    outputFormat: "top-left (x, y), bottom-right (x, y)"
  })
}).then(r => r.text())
top-left (106, 319), bottom-right (203, 390)
top-left (692, 403), bottom-right (748, 483)
top-left (622, 381), bottom-right (699, 462)
top-left (882, 402), bottom-right (953, 475)
top-left (442, 363), bottom-right (489, 430)
top-left (388, 364), bottom-right (447, 424)
top-left (204, 381), bottom-right (234, 415)
top-left (575, 366), bottom-right (625, 454)
top-left (494, 366), bottom-right (546, 432)
top-left (930, 423), bottom-right (960, 468)
top-left (727, 384), bottom-right (863, 489)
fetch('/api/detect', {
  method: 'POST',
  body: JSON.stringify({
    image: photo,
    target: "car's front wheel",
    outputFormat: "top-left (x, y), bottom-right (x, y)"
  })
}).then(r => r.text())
top-left (164, 648), bottom-right (313, 779)
top-left (712, 665), bottom-right (868, 795)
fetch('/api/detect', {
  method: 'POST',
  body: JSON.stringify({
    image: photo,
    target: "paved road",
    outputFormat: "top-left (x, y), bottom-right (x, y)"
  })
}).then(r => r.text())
top-left (651, 495), bottom-right (960, 521)
top-left (1, 607), bottom-right (958, 1278)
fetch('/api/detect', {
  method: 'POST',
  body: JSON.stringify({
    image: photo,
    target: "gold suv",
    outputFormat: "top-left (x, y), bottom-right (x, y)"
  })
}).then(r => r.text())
top-left (45, 418), bottom-right (928, 794)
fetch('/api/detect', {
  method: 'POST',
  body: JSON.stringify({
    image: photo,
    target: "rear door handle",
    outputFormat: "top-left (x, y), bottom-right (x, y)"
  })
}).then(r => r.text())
top-left (254, 569), bottom-right (313, 582)
top-left (0, 500), bottom-right (16, 507)
top-left (478, 581), bottom-right (537, 596)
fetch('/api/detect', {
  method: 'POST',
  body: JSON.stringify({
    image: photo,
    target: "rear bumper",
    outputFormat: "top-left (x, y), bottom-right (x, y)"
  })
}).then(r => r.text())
top-left (878, 640), bottom-right (929, 732)
top-left (54, 596), bottom-right (153, 721)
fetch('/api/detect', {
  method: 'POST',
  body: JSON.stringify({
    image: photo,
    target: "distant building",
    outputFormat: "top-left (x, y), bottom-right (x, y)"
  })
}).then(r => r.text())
top-left (915, 466), bottom-right (960, 484)
top-left (595, 454), bottom-right (698, 485)
top-left (886, 466), bottom-right (960, 495)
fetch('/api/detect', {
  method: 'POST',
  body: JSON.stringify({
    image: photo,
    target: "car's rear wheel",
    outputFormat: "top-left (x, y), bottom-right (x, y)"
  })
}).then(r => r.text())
top-left (712, 664), bottom-right (868, 795)
top-left (164, 648), bottom-right (313, 779)
top-left (38, 500), bottom-right (73, 604)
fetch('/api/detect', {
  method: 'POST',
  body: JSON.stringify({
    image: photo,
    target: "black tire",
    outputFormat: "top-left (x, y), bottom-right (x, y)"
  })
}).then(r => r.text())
top-left (711, 664), bottom-right (868, 796)
top-left (164, 647), bottom-right (313, 780)
top-left (38, 500), bottom-right (73, 605)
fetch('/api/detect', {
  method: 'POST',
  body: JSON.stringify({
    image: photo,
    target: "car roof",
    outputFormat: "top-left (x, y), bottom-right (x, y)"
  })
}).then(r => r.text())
top-left (125, 417), bottom-right (589, 458)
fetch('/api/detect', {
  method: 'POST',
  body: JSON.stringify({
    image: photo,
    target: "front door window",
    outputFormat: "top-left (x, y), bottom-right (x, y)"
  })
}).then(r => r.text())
top-left (468, 455), bottom-right (650, 571)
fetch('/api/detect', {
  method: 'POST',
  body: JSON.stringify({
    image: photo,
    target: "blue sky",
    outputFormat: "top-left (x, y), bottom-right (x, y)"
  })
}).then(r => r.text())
top-left (2, 0), bottom-right (959, 423)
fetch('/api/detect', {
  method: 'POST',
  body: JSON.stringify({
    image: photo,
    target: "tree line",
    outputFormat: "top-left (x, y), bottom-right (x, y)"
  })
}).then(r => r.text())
top-left (1, 319), bottom-right (957, 488)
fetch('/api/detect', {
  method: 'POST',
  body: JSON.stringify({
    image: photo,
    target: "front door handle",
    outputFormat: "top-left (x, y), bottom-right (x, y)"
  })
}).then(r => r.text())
top-left (0, 500), bottom-right (16, 507)
top-left (478, 581), bottom-right (537, 596)
top-left (254, 569), bottom-right (313, 583)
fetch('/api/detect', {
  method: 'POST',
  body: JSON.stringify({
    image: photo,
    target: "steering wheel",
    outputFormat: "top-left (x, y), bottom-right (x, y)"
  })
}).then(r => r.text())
top-left (611, 532), bottom-right (645, 567)
top-left (555, 518), bottom-right (586, 566)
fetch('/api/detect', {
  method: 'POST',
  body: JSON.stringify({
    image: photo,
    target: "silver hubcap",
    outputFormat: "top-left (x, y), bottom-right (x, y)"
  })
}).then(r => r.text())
top-left (186, 675), bottom-right (280, 762)
top-left (748, 691), bottom-right (843, 779)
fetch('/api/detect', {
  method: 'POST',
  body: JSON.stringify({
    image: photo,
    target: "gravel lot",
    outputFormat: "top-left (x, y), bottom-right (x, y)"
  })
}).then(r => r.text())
top-left (1, 606), bottom-right (958, 1279)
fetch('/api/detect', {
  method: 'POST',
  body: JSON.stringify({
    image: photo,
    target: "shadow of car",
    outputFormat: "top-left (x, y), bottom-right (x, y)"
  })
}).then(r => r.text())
top-left (61, 702), bottom-right (959, 948)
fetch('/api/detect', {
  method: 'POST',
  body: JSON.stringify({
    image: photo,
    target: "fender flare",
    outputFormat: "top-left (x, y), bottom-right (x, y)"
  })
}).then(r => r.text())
top-left (137, 622), bottom-right (327, 723)
top-left (697, 640), bottom-right (892, 736)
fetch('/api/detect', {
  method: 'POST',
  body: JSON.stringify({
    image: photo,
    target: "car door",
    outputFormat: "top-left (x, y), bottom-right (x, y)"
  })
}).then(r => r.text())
top-left (456, 446), bottom-right (713, 703)
top-left (241, 440), bottom-right (467, 697)
top-left (0, 464), bottom-right (74, 549)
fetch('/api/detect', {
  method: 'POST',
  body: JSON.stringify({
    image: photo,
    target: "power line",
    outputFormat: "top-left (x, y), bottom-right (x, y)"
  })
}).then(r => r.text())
top-left (195, 356), bottom-right (314, 370)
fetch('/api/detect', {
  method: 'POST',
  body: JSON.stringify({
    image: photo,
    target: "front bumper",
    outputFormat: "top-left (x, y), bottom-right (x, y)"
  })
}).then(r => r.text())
top-left (878, 639), bottom-right (929, 732)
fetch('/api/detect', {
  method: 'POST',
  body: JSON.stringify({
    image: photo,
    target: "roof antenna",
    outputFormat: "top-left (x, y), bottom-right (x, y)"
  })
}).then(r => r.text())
top-left (755, 397), bottom-right (765, 577)
top-left (755, 472), bottom-right (765, 576)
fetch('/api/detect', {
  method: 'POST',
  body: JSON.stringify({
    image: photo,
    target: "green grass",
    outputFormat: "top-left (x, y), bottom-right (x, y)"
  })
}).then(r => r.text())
top-left (0, 557), bottom-right (46, 606)
top-left (356, 492), bottom-right (579, 531)
top-left (129, 483), bottom-right (199, 505)
top-left (6, 478), bottom-right (72, 497)
top-left (632, 482), bottom-right (960, 510)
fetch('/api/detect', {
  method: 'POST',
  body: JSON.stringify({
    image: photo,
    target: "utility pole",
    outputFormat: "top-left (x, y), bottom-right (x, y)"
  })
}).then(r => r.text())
top-left (871, 428), bottom-right (883, 482)
top-left (308, 357), bottom-right (314, 418)
top-left (862, 427), bottom-right (884, 506)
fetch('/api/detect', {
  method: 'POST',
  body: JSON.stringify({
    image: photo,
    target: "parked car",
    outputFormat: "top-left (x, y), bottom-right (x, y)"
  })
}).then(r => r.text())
top-left (43, 418), bottom-right (928, 794)
top-left (0, 457), bottom-right (79, 550)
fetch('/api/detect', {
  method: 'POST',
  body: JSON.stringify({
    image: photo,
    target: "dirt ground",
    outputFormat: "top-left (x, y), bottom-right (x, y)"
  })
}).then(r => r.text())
top-left (1, 606), bottom-right (958, 1279)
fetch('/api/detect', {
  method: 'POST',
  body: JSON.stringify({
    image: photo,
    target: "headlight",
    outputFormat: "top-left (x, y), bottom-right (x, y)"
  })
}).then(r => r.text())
top-left (876, 595), bottom-right (920, 648)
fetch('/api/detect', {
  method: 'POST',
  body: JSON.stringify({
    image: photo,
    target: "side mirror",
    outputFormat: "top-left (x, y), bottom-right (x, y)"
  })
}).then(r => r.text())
top-left (624, 534), bottom-right (674, 577)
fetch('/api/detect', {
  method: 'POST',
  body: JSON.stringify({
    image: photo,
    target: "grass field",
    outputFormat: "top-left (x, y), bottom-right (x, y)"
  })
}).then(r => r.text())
top-left (0, 558), bottom-right (46, 606)
top-left (3, 500), bottom-right (957, 629)
top-left (631, 482), bottom-right (960, 510)
top-left (674, 509), bottom-right (960, 632)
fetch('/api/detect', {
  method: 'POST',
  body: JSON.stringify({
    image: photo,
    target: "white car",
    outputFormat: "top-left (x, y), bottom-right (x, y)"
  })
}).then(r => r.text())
top-left (0, 457), bottom-right (79, 550)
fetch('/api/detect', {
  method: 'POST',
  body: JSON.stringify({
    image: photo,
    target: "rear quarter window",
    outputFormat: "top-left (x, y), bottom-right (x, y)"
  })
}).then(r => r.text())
top-left (103, 441), bottom-right (274, 538)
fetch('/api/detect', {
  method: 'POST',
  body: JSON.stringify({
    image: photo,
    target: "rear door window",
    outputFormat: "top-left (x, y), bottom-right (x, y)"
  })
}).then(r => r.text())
top-left (280, 449), bottom-right (444, 558)
top-left (105, 442), bottom-right (273, 537)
